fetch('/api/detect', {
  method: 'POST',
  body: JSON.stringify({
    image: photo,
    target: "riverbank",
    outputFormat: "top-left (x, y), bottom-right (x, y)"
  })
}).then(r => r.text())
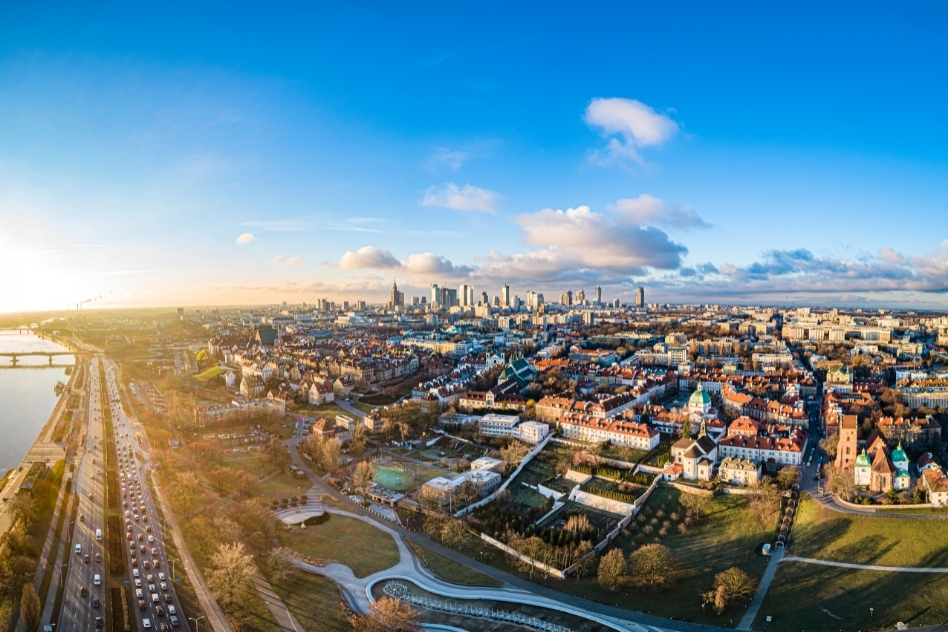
top-left (0, 353), bottom-right (82, 538)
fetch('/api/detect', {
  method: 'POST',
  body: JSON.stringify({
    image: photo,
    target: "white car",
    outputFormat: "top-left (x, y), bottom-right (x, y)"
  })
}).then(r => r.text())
top-left (143, 619), bottom-right (152, 629)
top-left (93, 574), bottom-right (101, 586)
top-left (133, 569), bottom-right (140, 578)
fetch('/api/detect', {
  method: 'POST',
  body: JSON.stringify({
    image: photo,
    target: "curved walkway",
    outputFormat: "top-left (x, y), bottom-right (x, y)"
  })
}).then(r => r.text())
top-left (277, 507), bottom-right (641, 632)
top-left (782, 556), bottom-right (948, 573)
top-left (282, 440), bottom-right (729, 632)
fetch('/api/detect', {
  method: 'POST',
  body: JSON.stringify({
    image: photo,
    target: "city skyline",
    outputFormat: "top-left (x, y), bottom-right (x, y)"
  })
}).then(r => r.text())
top-left (4, 2), bottom-right (948, 313)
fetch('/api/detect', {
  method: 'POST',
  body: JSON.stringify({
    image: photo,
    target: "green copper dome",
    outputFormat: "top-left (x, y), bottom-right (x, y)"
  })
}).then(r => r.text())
top-left (689, 385), bottom-right (711, 406)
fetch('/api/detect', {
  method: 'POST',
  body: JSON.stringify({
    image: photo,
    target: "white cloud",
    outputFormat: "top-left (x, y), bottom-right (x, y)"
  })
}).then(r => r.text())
top-left (235, 232), bottom-right (255, 244)
top-left (339, 246), bottom-right (401, 270)
top-left (607, 194), bottom-right (711, 230)
top-left (585, 98), bottom-right (679, 165)
top-left (337, 246), bottom-right (472, 279)
top-left (516, 205), bottom-right (687, 272)
top-left (422, 183), bottom-right (501, 213)
top-left (271, 254), bottom-right (305, 265)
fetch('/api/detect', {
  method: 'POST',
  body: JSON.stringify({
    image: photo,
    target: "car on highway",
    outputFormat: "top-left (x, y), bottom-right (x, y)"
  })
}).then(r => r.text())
top-left (83, 554), bottom-right (90, 564)
top-left (155, 606), bottom-right (165, 617)
top-left (95, 617), bottom-right (103, 629)
top-left (93, 574), bottom-right (101, 586)
top-left (139, 600), bottom-right (147, 610)
top-left (96, 553), bottom-right (102, 563)
top-left (80, 587), bottom-right (88, 597)
top-left (91, 597), bottom-right (100, 609)
top-left (143, 619), bottom-right (152, 629)
top-left (167, 606), bottom-right (176, 615)
top-left (136, 589), bottom-right (144, 599)
top-left (169, 617), bottom-right (179, 627)
top-left (133, 569), bottom-right (140, 577)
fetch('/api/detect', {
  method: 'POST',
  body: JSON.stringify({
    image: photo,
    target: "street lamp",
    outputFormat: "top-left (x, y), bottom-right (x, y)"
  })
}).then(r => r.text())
top-left (169, 558), bottom-right (179, 581)
top-left (189, 616), bottom-right (205, 632)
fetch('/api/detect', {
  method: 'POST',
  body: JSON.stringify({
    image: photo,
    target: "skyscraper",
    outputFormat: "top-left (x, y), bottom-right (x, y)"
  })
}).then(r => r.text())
top-left (390, 280), bottom-right (404, 308)
top-left (459, 284), bottom-right (470, 307)
top-left (431, 284), bottom-right (440, 306)
top-left (636, 287), bottom-right (645, 308)
top-left (594, 286), bottom-right (602, 304)
top-left (501, 284), bottom-right (510, 307)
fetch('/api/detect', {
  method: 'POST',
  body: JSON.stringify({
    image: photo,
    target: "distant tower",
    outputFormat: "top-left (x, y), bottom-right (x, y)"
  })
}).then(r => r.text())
top-left (594, 286), bottom-right (602, 305)
top-left (390, 280), bottom-right (404, 309)
top-left (501, 284), bottom-right (511, 307)
top-left (636, 287), bottom-right (645, 308)
top-left (430, 284), bottom-right (440, 306)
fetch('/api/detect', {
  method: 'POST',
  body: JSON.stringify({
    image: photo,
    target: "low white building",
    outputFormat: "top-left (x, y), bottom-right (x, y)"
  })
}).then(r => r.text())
top-left (478, 413), bottom-right (521, 438)
top-left (517, 421), bottom-right (550, 444)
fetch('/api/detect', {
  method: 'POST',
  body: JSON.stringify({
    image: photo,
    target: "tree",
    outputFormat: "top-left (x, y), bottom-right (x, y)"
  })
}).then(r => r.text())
top-left (628, 544), bottom-right (676, 589)
top-left (776, 466), bottom-right (800, 491)
top-left (320, 437), bottom-right (343, 475)
top-left (439, 518), bottom-right (468, 548)
top-left (353, 460), bottom-right (375, 494)
top-left (703, 567), bottom-right (756, 614)
top-left (206, 465), bottom-right (230, 496)
top-left (19, 583), bottom-right (41, 632)
top-left (597, 548), bottom-right (627, 590)
top-left (511, 536), bottom-right (550, 580)
top-left (9, 496), bottom-right (36, 531)
top-left (679, 493), bottom-right (709, 518)
top-left (819, 434), bottom-right (839, 459)
top-left (233, 470), bottom-right (259, 499)
top-left (207, 542), bottom-right (255, 607)
top-left (267, 438), bottom-right (292, 471)
top-left (572, 541), bottom-right (596, 578)
top-left (748, 481), bottom-right (780, 528)
top-left (349, 424), bottom-right (368, 454)
top-left (499, 441), bottom-right (530, 474)
top-left (268, 551), bottom-right (296, 584)
top-left (173, 471), bottom-right (204, 516)
top-left (826, 463), bottom-right (856, 501)
top-left (351, 597), bottom-right (421, 632)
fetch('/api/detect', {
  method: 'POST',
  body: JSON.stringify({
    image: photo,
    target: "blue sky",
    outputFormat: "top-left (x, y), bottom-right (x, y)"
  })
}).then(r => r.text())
top-left (3, 1), bottom-right (948, 312)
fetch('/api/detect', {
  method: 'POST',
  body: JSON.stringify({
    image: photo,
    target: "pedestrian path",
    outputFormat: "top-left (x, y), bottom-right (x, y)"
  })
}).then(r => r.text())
top-left (737, 549), bottom-right (783, 630)
top-left (782, 556), bottom-right (948, 572)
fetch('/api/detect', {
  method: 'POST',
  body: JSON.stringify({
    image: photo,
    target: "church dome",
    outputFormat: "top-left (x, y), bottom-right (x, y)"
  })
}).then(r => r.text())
top-left (689, 385), bottom-right (711, 407)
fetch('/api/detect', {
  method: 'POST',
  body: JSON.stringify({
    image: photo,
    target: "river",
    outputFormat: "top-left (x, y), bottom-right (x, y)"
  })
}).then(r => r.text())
top-left (0, 330), bottom-right (75, 477)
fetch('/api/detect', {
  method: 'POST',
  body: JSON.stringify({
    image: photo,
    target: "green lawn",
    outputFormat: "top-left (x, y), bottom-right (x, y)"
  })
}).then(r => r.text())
top-left (276, 514), bottom-right (400, 578)
top-left (268, 570), bottom-right (353, 632)
top-left (409, 541), bottom-right (503, 587)
top-left (790, 495), bottom-right (948, 567)
top-left (220, 455), bottom-right (278, 480)
top-left (258, 471), bottom-right (311, 502)
top-left (534, 486), bottom-right (775, 625)
top-left (294, 402), bottom-right (354, 420)
top-left (754, 563), bottom-right (948, 631)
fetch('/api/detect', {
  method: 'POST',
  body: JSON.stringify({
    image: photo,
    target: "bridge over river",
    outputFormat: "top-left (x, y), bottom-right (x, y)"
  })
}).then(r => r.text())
top-left (0, 351), bottom-right (75, 366)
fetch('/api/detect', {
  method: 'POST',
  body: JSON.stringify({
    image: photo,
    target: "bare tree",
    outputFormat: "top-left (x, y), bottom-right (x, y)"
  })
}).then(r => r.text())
top-left (207, 542), bottom-right (255, 607)
top-left (628, 543), bottom-right (676, 588)
top-left (320, 437), bottom-right (343, 475)
top-left (351, 596), bottom-right (421, 632)
top-left (19, 583), bottom-right (42, 632)
top-left (353, 460), bottom-right (375, 494)
top-left (703, 567), bottom-right (756, 614)
top-left (597, 548), bottom-right (627, 590)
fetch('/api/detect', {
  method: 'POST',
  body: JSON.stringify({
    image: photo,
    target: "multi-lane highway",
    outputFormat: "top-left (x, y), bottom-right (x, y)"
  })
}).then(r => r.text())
top-left (59, 357), bottom-right (108, 632)
top-left (61, 357), bottom-right (191, 632)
